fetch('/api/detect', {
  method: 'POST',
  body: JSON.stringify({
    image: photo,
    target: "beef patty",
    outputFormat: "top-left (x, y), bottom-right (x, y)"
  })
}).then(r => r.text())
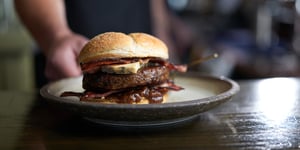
top-left (82, 66), bottom-right (170, 91)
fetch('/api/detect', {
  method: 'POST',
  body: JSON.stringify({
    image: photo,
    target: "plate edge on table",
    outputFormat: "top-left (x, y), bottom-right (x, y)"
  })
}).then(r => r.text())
top-left (40, 73), bottom-right (240, 108)
top-left (39, 73), bottom-right (240, 123)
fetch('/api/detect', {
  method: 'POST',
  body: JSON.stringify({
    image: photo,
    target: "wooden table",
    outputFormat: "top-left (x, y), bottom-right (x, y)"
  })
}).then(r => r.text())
top-left (1, 77), bottom-right (300, 149)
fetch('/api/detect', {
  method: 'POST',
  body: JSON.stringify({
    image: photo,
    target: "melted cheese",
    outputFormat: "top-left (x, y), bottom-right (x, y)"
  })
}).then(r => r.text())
top-left (101, 62), bottom-right (141, 74)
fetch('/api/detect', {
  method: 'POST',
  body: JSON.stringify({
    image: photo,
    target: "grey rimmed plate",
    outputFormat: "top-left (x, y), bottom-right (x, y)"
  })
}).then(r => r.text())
top-left (40, 73), bottom-right (239, 127)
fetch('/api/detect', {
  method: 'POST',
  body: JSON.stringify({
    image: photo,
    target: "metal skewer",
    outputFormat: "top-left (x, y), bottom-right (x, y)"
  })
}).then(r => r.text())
top-left (188, 53), bottom-right (219, 67)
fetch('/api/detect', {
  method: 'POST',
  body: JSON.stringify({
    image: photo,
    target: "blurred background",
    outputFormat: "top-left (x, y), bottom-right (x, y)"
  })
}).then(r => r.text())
top-left (0, 0), bottom-right (300, 92)
top-left (0, 0), bottom-right (34, 92)
top-left (169, 0), bottom-right (300, 79)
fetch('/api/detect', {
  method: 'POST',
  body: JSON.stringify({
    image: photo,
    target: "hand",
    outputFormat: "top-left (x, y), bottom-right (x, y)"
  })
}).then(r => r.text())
top-left (44, 32), bottom-right (89, 81)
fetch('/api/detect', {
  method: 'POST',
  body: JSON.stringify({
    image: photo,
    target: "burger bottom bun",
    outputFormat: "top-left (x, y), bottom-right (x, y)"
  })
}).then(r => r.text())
top-left (81, 94), bottom-right (168, 104)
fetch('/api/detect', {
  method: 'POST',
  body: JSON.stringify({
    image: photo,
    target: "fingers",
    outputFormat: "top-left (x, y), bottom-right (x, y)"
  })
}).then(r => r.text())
top-left (45, 56), bottom-right (82, 81)
top-left (73, 34), bottom-right (89, 56)
top-left (44, 33), bottom-right (88, 81)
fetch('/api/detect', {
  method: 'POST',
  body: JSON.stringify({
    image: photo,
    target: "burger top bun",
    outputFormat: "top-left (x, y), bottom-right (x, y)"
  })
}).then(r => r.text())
top-left (78, 32), bottom-right (169, 64)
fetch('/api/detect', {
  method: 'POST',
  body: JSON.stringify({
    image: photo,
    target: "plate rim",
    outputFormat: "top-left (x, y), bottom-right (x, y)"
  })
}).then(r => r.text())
top-left (40, 73), bottom-right (240, 110)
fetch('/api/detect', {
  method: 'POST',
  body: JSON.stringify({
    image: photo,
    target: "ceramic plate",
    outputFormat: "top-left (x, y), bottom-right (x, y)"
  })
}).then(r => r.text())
top-left (40, 73), bottom-right (239, 127)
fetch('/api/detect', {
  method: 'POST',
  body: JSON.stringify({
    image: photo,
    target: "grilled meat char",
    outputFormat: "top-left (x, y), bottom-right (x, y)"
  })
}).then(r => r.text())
top-left (83, 65), bottom-right (169, 90)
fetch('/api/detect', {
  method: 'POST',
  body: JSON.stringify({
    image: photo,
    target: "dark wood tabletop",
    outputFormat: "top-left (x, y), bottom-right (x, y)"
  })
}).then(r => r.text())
top-left (1, 77), bottom-right (300, 150)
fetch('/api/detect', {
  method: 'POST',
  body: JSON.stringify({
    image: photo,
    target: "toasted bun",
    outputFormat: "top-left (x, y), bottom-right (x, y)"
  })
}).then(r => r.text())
top-left (78, 32), bottom-right (169, 64)
top-left (81, 94), bottom-right (168, 104)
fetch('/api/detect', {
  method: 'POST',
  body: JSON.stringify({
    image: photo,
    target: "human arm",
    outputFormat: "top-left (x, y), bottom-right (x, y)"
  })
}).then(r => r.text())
top-left (14, 0), bottom-right (88, 81)
top-left (150, 0), bottom-right (194, 63)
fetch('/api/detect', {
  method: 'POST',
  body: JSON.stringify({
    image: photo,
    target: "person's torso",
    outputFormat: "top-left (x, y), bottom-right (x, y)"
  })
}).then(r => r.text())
top-left (65, 0), bottom-right (152, 38)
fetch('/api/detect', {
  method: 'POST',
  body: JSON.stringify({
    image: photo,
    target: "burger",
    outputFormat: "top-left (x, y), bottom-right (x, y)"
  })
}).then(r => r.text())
top-left (61, 32), bottom-right (187, 104)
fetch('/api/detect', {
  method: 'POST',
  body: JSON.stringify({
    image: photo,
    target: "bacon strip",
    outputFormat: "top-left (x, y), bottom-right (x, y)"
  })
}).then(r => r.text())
top-left (60, 80), bottom-right (183, 101)
top-left (81, 59), bottom-right (133, 74)
top-left (167, 63), bottom-right (187, 72)
top-left (82, 90), bottom-right (123, 99)
top-left (157, 81), bottom-right (184, 91)
top-left (60, 91), bottom-right (83, 97)
top-left (81, 57), bottom-right (188, 74)
top-left (60, 89), bottom-right (124, 99)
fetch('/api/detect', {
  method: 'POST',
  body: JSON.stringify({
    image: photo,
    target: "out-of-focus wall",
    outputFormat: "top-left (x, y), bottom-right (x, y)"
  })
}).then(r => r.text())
top-left (0, 0), bottom-right (34, 92)
top-left (170, 0), bottom-right (300, 78)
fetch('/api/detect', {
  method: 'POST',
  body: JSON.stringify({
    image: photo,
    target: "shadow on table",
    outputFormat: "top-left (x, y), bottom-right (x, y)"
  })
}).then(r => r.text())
top-left (15, 96), bottom-right (226, 150)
